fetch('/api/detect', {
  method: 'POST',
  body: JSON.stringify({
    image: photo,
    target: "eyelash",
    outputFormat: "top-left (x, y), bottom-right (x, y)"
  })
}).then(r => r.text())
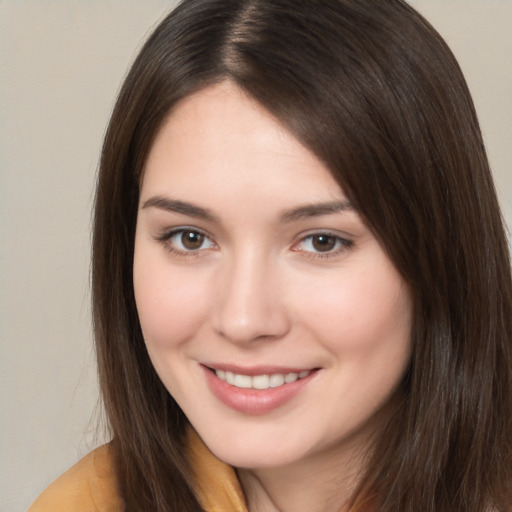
top-left (156, 228), bottom-right (216, 259)
top-left (156, 228), bottom-right (354, 260)
top-left (292, 233), bottom-right (354, 259)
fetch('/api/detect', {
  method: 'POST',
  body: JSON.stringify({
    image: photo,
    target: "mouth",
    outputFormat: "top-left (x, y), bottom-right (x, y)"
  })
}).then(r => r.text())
top-left (201, 364), bottom-right (319, 414)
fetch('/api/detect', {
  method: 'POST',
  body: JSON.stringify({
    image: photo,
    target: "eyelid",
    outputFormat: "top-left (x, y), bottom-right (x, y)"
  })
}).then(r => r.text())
top-left (291, 230), bottom-right (354, 258)
top-left (156, 226), bottom-right (217, 257)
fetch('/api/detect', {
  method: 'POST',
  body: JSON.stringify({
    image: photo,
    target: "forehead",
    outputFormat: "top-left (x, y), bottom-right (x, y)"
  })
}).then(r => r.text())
top-left (141, 82), bottom-right (345, 207)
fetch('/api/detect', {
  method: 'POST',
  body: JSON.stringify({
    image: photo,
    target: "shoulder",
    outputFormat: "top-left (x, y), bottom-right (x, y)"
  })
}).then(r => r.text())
top-left (28, 444), bottom-right (123, 512)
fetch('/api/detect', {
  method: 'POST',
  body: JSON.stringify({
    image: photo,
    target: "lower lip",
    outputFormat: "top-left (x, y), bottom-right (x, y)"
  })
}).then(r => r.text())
top-left (202, 366), bottom-right (317, 415)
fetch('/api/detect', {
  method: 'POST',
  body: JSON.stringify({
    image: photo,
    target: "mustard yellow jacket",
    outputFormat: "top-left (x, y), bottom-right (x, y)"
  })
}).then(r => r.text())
top-left (28, 429), bottom-right (248, 512)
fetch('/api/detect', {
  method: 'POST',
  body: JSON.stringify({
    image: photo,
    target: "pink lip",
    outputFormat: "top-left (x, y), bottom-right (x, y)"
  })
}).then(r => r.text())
top-left (201, 364), bottom-right (318, 415)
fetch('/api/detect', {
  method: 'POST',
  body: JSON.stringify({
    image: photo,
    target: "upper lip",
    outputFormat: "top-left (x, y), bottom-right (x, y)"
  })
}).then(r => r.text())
top-left (202, 363), bottom-right (317, 376)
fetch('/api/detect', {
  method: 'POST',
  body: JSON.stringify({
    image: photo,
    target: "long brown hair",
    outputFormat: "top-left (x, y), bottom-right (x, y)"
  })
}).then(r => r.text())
top-left (92, 1), bottom-right (512, 510)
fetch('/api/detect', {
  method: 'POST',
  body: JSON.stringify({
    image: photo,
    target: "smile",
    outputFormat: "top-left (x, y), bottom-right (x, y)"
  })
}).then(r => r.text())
top-left (202, 365), bottom-right (319, 414)
top-left (214, 369), bottom-right (311, 390)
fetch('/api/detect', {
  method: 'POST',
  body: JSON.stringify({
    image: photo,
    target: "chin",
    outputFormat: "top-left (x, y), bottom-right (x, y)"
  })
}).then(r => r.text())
top-left (212, 444), bottom-right (304, 470)
top-left (193, 421), bottom-right (324, 470)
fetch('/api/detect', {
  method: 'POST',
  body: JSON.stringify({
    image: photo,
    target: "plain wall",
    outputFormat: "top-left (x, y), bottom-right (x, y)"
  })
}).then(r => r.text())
top-left (0, 2), bottom-right (510, 511)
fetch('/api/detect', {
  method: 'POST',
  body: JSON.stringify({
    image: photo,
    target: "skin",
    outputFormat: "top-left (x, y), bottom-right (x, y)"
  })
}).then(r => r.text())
top-left (133, 82), bottom-right (412, 512)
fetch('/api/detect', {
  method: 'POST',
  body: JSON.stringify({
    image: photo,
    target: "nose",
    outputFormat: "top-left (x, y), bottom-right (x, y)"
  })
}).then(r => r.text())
top-left (212, 249), bottom-right (291, 345)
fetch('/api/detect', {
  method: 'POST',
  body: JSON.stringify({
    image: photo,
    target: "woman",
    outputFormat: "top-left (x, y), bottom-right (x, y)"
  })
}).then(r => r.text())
top-left (29, 0), bottom-right (512, 511)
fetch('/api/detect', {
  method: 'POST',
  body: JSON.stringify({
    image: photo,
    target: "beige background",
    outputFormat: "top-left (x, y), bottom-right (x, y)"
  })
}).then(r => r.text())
top-left (0, 1), bottom-right (510, 511)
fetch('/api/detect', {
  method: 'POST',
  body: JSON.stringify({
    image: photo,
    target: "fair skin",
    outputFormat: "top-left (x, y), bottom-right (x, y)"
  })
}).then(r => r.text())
top-left (133, 82), bottom-right (412, 512)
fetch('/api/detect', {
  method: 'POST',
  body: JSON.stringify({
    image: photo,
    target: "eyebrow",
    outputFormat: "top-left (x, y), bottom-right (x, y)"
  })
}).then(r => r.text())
top-left (280, 200), bottom-right (353, 223)
top-left (142, 195), bottom-right (353, 224)
top-left (141, 196), bottom-right (220, 222)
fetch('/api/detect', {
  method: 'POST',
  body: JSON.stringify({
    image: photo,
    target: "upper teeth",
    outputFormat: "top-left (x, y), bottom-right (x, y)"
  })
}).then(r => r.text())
top-left (215, 369), bottom-right (310, 390)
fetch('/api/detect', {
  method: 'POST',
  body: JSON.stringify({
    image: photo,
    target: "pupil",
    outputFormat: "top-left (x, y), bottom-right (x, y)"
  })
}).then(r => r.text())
top-left (312, 234), bottom-right (336, 252)
top-left (182, 231), bottom-right (204, 250)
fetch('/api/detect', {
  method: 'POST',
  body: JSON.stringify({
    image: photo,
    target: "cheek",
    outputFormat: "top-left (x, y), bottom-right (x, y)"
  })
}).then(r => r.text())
top-left (133, 248), bottom-right (211, 352)
top-left (300, 265), bottom-right (412, 434)
top-left (295, 262), bottom-right (412, 356)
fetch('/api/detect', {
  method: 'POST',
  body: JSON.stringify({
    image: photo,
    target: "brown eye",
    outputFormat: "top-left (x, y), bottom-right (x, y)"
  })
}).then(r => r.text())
top-left (181, 230), bottom-right (205, 250)
top-left (311, 234), bottom-right (337, 252)
top-left (164, 228), bottom-right (215, 253)
top-left (294, 232), bottom-right (353, 257)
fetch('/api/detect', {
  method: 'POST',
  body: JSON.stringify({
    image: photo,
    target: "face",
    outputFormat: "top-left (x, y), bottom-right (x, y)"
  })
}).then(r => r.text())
top-left (133, 82), bottom-right (412, 471)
